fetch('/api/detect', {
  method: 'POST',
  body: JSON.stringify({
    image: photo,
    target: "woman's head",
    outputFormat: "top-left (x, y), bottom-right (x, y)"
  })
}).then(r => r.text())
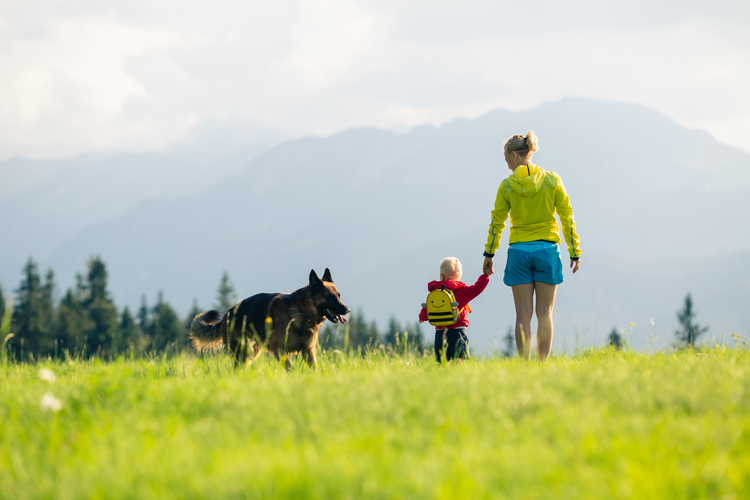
top-left (503, 130), bottom-right (539, 169)
top-left (439, 257), bottom-right (462, 281)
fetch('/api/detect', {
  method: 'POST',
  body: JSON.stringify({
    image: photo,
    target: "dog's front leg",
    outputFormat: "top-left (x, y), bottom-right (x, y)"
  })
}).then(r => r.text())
top-left (301, 344), bottom-right (317, 369)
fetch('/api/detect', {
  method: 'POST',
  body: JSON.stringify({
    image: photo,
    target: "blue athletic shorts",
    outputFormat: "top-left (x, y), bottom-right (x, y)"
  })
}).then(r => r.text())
top-left (503, 241), bottom-right (564, 286)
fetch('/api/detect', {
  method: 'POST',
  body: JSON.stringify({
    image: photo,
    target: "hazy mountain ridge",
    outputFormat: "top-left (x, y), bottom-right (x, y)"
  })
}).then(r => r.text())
top-left (2, 98), bottom-right (748, 350)
top-left (0, 122), bottom-right (287, 270)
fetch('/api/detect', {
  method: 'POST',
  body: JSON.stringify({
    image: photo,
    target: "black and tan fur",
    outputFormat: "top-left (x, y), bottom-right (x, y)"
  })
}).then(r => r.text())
top-left (190, 269), bottom-right (349, 369)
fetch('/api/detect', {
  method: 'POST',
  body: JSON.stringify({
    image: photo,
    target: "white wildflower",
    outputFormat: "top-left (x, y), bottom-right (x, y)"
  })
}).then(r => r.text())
top-left (40, 392), bottom-right (63, 412)
top-left (38, 368), bottom-right (56, 383)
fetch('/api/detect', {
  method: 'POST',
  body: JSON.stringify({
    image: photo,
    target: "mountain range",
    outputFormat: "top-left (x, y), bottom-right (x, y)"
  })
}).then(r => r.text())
top-left (1, 98), bottom-right (748, 352)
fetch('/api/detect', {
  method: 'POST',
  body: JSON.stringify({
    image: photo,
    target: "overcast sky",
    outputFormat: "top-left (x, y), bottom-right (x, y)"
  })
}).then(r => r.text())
top-left (1, 0), bottom-right (749, 159)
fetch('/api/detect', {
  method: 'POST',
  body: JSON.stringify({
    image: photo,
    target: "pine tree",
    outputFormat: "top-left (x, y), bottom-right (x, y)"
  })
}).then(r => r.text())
top-left (608, 328), bottom-right (623, 350)
top-left (345, 309), bottom-right (366, 349)
top-left (138, 295), bottom-right (152, 351)
top-left (409, 321), bottom-right (424, 351)
top-left (344, 309), bottom-right (381, 349)
top-left (38, 269), bottom-right (57, 356)
top-left (150, 290), bottom-right (185, 354)
top-left (384, 316), bottom-right (402, 347)
top-left (501, 327), bottom-right (515, 358)
top-left (56, 288), bottom-right (92, 356)
top-left (0, 282), bottom-right (10, 347)
top-left (214, 271), bottom-right (237, 312)
top-left (138, 296), bottom-right (149, 333)
top-left (400, 321), bottom-right (424, 353)
top-left (11, 258), bottom-right (44, 360)
top-left (0, 282), bottom-right (6, 331)
top-left (118, 307), bottom-right (140, 357)
top-left (366, 320), bottom-right (380, 348)
top-left (80, 256), bottom-right (119, 357)
top-left (675, 293), bottom-right (708, 348)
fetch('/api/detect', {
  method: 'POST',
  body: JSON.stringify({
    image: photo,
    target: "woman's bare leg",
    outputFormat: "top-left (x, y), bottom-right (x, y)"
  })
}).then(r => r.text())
top-left (511, 284), bottom-right (535, 359)
top-left (534, 282), bottom-right (558, 361)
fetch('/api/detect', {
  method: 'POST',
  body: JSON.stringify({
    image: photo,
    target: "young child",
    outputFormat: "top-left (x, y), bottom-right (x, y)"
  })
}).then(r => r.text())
top-left (419, 257), bottom-right (490, 362)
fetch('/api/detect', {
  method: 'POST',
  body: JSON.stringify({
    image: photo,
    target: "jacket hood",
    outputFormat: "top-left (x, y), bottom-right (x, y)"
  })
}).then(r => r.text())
top-left (507, 164), bottom-right (545, 197)
top-left (427, 280), bottom-right (466, 291)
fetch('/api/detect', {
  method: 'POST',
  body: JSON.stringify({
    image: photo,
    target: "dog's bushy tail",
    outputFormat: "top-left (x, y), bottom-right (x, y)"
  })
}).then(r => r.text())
top-left (190, 310), bottom-right (225, 352)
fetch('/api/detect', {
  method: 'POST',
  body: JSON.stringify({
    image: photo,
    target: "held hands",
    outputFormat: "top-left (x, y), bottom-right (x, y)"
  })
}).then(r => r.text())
top-left (570, 259), bottom-right (581, 274)
top-left (483, 256), bottom-right (494, 276)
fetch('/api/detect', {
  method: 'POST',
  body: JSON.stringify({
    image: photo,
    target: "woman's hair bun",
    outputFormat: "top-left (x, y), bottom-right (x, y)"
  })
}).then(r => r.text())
top-left (504, 130), bottom-right (539, 154)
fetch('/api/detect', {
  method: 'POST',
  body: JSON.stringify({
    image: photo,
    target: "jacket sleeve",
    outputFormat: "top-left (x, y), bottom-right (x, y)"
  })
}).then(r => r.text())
top-left (484, 183), bottom-right (510, 256)
top-left (554, 174), bottom-right (581, 259)
top-left (419, 306), bottom-right (427, 322)
top-left (455, 274), bottom-right (490, 308)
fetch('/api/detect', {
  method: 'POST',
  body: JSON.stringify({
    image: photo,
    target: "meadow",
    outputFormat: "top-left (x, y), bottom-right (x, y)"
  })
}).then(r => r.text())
top-left (1, 346), bottom-right (748, 500)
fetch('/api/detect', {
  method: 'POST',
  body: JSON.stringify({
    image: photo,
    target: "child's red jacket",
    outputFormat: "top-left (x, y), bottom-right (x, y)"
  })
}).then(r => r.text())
top-left (419, 274), bottom-right (489, 329)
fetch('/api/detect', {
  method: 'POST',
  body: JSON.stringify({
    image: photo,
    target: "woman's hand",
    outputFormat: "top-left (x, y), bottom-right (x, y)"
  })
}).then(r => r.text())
top-left (570, 259), bottom-right (580, 274)
top-left (483, 256), bottom-right (495, 275)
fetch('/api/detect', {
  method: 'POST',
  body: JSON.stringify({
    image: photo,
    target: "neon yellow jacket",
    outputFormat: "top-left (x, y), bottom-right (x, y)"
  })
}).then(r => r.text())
top-left (484, 164), bottom-right (581, 259)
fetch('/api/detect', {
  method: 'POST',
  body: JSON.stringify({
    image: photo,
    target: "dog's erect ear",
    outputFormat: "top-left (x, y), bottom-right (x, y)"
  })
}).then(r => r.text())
top-left (309, 269), bottom-right (321, 286)
top-left (322, 268), bottom-right (333, 283)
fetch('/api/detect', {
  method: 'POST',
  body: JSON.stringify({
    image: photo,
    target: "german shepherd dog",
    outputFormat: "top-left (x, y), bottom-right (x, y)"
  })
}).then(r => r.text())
top-left (190, 269), bottom-right (349, 369)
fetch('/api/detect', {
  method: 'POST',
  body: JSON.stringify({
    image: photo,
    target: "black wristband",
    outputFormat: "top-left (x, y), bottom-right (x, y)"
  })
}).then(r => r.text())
top-left (483, 251), bottom-right (495, 258)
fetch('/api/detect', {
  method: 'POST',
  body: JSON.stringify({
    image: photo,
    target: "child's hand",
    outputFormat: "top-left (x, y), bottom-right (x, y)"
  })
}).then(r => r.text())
top-left (483, 256), bottom-right (494, 275)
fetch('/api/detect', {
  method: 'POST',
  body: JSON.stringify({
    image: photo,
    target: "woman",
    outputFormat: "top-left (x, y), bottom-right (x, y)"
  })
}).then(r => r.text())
top-left (482, 131), bottom-right (581, 361)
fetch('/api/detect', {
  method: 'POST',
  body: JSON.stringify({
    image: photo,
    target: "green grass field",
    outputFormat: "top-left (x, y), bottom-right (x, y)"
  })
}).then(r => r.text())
top-left (1, 347), bottom-right (749, 499)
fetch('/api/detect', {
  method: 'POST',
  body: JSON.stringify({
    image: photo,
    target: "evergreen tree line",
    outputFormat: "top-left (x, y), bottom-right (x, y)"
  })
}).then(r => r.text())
top-left (319, 312), bottom-right (425, 354)
top-left (0, 259), bottom-right (426, 362)
top-left (1, 257), bottom-right (193, 361)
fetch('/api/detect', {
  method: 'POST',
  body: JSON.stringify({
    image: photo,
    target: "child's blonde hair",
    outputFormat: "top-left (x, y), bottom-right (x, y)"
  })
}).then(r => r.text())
top-left (440, 257), bottom-right (462, 280)
top-left (504, 130), bottom-right (539, 155)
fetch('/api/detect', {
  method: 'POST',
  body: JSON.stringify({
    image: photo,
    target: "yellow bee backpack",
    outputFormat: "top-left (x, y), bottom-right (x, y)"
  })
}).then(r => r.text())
top-left (422, 285), bottom-right (463, 326)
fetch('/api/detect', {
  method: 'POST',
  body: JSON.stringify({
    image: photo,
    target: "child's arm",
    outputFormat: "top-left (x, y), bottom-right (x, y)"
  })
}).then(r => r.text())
top-left (455, 274), bottom-right (490, 307)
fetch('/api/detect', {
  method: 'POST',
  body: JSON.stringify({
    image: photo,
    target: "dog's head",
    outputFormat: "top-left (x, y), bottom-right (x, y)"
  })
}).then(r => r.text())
top-left (309, 268), bottom-right (350, 324)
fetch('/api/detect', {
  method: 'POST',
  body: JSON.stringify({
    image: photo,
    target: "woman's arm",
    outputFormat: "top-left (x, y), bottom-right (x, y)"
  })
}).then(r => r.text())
top-left (554, 174), bottom-right (581, 260)
top-left (484, 184), bottom-right (511, 258)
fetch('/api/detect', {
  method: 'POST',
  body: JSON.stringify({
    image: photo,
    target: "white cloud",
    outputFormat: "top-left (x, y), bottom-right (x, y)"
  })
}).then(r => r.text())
top-left (285, 0), bottom-right (381, 87)
top-left (0, 0), bottom-right (749, 158)
top-left (0, 16), bottom-right (184, 156)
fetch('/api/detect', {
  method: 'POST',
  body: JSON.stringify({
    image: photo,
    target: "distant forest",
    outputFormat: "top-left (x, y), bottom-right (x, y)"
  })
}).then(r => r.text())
top-left (0, 257), bottom-right (424, 362)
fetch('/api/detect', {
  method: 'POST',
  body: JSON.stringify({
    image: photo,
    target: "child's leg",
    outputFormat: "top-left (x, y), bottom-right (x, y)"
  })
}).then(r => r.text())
top-left (446, 329), bottom-right (469, 361)
top-left (434, 329), bottom-right (445, 363)
top-left (456, 330), bottom-right (469, 359)
top-left (445, 331), bottom-right (456, 361)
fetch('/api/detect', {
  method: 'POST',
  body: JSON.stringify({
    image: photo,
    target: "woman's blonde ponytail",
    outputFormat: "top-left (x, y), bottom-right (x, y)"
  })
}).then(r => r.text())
top-left (504, 130), bottom-right (539, 155)
top-left (524, 130), bottom-right (539, 152)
